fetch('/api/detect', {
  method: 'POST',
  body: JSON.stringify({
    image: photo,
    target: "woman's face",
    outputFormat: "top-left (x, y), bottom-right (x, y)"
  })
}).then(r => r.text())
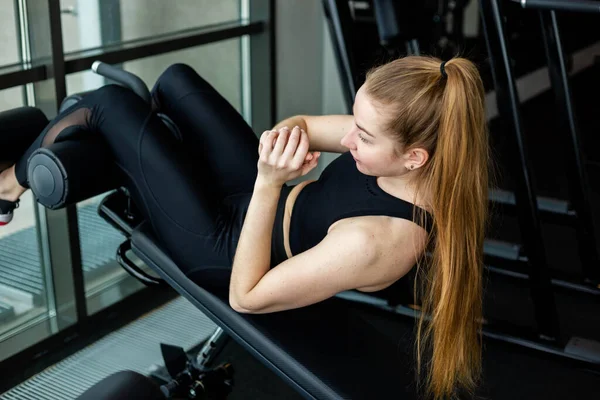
top-left (340, 86), bottom-right (406, 177)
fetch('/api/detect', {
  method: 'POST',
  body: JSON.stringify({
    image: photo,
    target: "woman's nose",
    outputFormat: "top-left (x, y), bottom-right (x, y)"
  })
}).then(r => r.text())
top-left (340, 130), bottom-right (355, 150)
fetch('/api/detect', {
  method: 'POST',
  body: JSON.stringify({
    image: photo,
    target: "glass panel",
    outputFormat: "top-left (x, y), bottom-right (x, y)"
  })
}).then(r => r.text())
top-left (65, 38), bottom-right (242, 313)
top-left (0, 93), bottom-right (50, 361)
top-left (0, 87), bottom-right (25, 112)
top-left (66, 38), bottom-right (242, 113)
top-left (60, 0), bottom-right (240, 54)
top-left (124, 38), bottom-right (242, 112)
top-left (76, 193), bottom-right (137, 316)
top-left (0, 192), bottom-right (46, 339)
top-left (0, 0), bottom-right (20, 67)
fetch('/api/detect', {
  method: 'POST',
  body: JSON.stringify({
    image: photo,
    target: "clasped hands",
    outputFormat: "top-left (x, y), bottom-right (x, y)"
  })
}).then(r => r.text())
top-left (256, 126), bottom-right (321, 188)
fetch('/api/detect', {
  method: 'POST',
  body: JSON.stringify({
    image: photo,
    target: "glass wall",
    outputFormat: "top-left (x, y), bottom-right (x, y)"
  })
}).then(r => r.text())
top-left (60, 0), bottom-right (240, 54)
top-left (0, 0), bottom-right (20, 67)
top-left (0, 3), bottom-right (49, 361)
top-left (0, 0), bottom-right (270, 368)
top-left (0, 186), bottom-right (46, 355)
top-left (0, 87), bottom-right (25, 113)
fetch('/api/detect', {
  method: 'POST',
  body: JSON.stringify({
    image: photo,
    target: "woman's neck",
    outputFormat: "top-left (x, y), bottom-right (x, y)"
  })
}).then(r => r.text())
top-left (377, 174), bottom-right (432, 211)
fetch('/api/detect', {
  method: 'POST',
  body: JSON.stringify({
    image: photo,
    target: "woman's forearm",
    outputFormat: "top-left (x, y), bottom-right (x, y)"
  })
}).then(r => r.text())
top-left (272, 115), bottom-right (307, 132)
top-left (229, 179), bottom-right (281, 305)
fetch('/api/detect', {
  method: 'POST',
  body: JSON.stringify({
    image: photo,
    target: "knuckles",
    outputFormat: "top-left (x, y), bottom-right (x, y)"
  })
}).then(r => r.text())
top-left (290, 161), bottom-right (303, 170)
top-left (276, 160), bottom-right (288, 169)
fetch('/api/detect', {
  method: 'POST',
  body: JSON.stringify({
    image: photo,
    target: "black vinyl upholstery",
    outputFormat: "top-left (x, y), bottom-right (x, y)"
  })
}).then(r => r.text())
top-left (131, 222), bottom-right (415, 399)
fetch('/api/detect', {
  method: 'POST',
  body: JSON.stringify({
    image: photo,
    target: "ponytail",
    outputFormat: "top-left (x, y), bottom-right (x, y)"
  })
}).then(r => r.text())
top-left (365, 56), bottom-right (490, 399)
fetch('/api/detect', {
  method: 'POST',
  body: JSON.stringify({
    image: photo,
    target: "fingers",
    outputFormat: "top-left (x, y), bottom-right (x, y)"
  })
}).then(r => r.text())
top-left (261, 126), bottom-right (318, 171)
top-left (259, 130), bottom-right (277, 160)
top-left (272, 128), bottom-right (288, 156)
top-left (281, 126), bottom-right (301, 162)
top-left (259, 129), bottom-right (280, 155)
top-left (305, 151), bottom-right (320, 164)
top-left (291, 128), bottom-right (311, 168)
top-left (271, 126), bottom-right (301, 159)
top-left (300, 151), bottom-right (321, 176)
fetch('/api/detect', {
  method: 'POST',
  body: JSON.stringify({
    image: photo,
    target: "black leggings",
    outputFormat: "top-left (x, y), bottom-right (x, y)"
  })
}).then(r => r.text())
top-left (15, 64), bottom-right (290, 290)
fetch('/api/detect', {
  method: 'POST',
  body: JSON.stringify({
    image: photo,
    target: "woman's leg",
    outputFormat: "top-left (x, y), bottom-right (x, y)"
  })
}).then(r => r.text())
top-left (0, 107), bottom-right (48, 172)
top-left (2, 84), bottom-right (242, 285)
top-left (0, 108), bottom-right (51, 223)
top-left (151, 64), bottom-right (260, 197)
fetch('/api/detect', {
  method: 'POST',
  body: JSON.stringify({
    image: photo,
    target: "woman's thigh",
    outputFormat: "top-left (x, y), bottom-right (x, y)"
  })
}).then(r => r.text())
top-left (81, 85), bottom-right (239, 269)
top-left (151, 64), bottom-right (260, 197)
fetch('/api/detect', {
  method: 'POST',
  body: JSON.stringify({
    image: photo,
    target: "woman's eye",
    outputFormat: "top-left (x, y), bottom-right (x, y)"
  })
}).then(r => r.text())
top-left (358, 133), bottom-right (369, 143)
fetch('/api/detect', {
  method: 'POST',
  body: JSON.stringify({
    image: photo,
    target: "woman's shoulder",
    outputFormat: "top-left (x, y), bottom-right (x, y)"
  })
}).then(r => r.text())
top-left (329, 214), bottom-right (428, 247)
top-left (324, 216), bottom-right (427, 289)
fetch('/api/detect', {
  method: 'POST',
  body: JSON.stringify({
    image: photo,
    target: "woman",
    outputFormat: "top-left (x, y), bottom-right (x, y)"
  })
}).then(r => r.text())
top-left (0, 55), bottom-right (490, 399)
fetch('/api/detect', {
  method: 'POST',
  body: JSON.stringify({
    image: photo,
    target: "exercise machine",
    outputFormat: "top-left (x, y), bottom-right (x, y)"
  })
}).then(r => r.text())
top-left (479, 0), bottom-right (600, 351)
top-left (323, 0), bottom-right (600, 367)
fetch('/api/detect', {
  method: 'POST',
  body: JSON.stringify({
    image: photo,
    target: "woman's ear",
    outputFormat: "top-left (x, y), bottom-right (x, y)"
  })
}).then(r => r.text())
top-left (405, 148), bottom-right (429, 169)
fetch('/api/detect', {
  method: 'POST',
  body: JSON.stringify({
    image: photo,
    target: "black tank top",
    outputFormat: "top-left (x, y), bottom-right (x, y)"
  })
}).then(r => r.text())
top-left (289, 152), bottom-right (433, 256)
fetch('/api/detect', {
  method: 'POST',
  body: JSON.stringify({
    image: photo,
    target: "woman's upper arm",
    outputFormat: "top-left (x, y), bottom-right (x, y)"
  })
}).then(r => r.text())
top-left (231, 221), bottom-right (422, 314)
top-left (231, 225), bottom-right (376, 313)
top-left (299, 115), bottom-right (354, 153)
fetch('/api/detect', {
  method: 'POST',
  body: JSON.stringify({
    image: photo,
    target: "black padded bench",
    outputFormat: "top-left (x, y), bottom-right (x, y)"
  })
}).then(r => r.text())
top-left (84, 190), bottom-right (417, 399)
top-left (132, 221), bottom-right (415, 399)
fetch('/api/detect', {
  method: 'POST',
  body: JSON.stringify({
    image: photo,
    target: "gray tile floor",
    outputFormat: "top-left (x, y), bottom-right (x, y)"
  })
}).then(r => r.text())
top-left (0, 296), bottom-right (215, 400)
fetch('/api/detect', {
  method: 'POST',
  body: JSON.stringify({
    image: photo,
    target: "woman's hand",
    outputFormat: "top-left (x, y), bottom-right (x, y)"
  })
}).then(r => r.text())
top-left (258, 126), bottom-right (318, 163)
top-left (256, 126), bottom-right (321, 188)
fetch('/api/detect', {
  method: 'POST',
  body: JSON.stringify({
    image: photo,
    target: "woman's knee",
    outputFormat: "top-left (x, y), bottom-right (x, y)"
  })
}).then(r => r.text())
top-left (154, 64), bottom-right (210, 98)
top-left (166, 63), bottom-right (198, 81)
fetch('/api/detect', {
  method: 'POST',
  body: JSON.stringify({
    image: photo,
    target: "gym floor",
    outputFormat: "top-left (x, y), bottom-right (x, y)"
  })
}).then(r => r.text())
top-left (213, 302), bottom-right (600, 400)
top-left (2, 295), bottom-right (596, 400)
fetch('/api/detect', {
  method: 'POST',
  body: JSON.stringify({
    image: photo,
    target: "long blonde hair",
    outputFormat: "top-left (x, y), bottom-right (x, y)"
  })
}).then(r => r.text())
top-left (365, 55), bottom-right (490, 399)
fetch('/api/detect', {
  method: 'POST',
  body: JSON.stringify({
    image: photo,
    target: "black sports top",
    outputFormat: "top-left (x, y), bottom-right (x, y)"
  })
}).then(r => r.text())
top-left (288, 152), bottom-right (433, 256)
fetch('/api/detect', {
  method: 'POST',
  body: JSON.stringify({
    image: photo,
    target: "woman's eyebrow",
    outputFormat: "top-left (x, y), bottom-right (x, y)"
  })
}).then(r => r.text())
top-left (355, 122), bottom-right (376, 138)
top-left (352, 103), bottom-right (376, 138)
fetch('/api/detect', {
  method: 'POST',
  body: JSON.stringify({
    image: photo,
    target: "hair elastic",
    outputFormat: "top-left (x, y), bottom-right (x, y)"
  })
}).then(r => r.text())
top-left (440, 61), bottom-right (448, 79)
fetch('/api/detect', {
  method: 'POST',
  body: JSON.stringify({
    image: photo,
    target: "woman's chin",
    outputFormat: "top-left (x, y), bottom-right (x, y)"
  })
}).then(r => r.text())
top-left (354, 160), bottom-right (368, 173)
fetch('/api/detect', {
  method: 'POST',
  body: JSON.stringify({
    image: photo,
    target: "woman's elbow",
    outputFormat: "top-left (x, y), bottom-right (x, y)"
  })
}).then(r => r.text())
top-left (229, 297), bottom-right (257, 314)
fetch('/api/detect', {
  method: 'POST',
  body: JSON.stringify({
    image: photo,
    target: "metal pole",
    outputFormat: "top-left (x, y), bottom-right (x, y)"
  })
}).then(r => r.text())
top-left (516, 0), bottom-right (600, 13)
top-left (246, 0), bottom-right (274, 133)
top-left (538, 10), bottom-right (600, 285)
top-left (479, 0), bottom-right (561, 341)
top-left (47, 0), bottom-right (87, 324)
